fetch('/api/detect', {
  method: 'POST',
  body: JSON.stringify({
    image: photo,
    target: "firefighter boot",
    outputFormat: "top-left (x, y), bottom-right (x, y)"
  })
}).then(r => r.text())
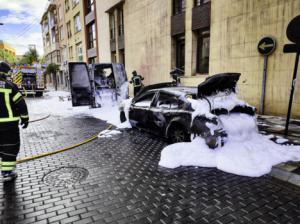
top-left (2, 171), bottom-right (18, 182)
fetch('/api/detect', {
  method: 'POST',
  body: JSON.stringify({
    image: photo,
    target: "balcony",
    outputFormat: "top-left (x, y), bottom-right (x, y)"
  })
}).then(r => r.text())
top-left (87, 48), bottom-right (97, 58)
top-left (49, 16), bottom-right (57, 28)
top-left (192, 2), bottom-right (211, 30)
top-left (85, 11), bottom-right (95, 25)
top-left (171, 13), bottom-right (185, 36)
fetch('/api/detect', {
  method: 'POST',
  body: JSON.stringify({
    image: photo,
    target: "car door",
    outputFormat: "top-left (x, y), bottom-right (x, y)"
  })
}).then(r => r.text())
top-left (129, 91), bottom-right (157, 129)
top-left (112, 63), bottom-right (128, 102)
top-left (69, 62), bottom-right (94, 107)
top-left (150, 91), bottom-right (190, 135)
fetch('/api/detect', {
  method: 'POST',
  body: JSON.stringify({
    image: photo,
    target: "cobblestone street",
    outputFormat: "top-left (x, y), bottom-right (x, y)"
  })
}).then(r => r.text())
top-left (0, 107), bottom-right (300, 224)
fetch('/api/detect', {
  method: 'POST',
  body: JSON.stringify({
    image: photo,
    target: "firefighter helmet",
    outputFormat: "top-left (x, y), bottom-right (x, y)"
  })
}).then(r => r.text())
top-left (0, 61), bottom-right (11, 77)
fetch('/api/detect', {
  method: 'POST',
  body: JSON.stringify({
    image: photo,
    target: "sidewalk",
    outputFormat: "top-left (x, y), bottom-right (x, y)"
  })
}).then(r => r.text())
top-left (257, 115), bottom-right (300, 186)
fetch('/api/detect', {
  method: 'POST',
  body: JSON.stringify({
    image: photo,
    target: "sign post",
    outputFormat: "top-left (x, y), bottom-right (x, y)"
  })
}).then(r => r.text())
top-left (257, 36), bottom-right (276, 114)
top-left (283, 15), bottom-right (300, 136)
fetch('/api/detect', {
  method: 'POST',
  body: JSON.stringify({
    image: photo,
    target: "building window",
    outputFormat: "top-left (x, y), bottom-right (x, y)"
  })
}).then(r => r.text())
top-left (76, 42), bottom-right (83, 61)
top-left (66, 21), bottom-right (72, 38)
top-left (118, 9), bottom-right (124, 36)
top-left (74, 13), bottom-right (81, 33)
top-left (175, 35), bottom-right (185, 72)
top-left (59, 26), bottom-right (64, 40)
top-left (194, 0), bottom-right (210, 7)
top-left (109, 13), bottom-right (115, 40)
top-left (51, 29), bottom-right (56, 44)
top-left (72, 0), bottom-right (79, 8)
top-left (196, 29), bottom-right (210, 74)
top-left (87, 0), bottom-right (95, 13)
top-left (68, 46), bottom-right (73, 59)
top-left (88, 57), bottom-right (97, 64)
top-left (87, 22), bottom-right (96, 49)
top-left (49, 13), bottom-right (56, 27)
top-left (173, 0), bottom-right (186, 15)
top-left (65, 0), bottom-right (70, 12)
top-left (46, 33), bottom-right (50, 47)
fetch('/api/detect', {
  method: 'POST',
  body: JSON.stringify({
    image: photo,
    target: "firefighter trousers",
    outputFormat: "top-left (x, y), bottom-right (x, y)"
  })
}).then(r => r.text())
top-left (0, 126), bottom-right (20, 172)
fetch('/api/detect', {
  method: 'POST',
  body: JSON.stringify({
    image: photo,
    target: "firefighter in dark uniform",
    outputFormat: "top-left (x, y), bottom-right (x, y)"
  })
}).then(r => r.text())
top-left (130, 70), bottom-right (144, 96)
top-left (0, 61), bottom-right (29, 182)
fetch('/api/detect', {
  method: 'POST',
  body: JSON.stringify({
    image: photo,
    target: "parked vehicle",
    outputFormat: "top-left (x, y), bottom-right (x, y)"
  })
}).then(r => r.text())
top-left (119, 73), bottom-right (256, 148)
top-left (11, 65), bottom-right (46, 97)
top-left (68, 62), bottom-right (128, 107)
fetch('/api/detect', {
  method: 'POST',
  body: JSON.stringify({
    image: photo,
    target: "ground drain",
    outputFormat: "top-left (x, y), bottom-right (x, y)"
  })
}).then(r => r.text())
top-left (43, 167), bottom-right (89, 187)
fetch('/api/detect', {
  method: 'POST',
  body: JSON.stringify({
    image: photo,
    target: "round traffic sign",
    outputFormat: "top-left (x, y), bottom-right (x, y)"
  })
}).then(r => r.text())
top-left (286, 15), bottom-right (300, 45)
top-left (257, 36), bottom-right (276, 56)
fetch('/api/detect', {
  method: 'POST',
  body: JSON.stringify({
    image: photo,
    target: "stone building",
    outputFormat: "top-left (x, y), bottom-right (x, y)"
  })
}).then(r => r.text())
top-left (40, 0), bottom-right (300, 117)
top-left (41, 0), bottom-right (89, 90)
top-left (95, 0), bottom-right (300, 117)
top-left (0, 40), bottom-right (16, 57)
top-left (40, 0), bottom-right (61, 88)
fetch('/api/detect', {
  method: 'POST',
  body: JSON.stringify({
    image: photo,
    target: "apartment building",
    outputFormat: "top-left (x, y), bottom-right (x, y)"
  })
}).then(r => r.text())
top-left (40, 0), bottom-right (61, 87)
top-left (41, 0), bottom-right (89, 89)
top-left (40, 0), bottom-right (300, 117)
top-left (96, 0), bottom-right (125, 64)
top-left (64, 0), bottom-right (87, 63)
top-left (0, 40), bottom-right (16, 56)
top-left (96, 0), bottom-right (300, 117)
top-left (82, 0), bottom-right (99, 63)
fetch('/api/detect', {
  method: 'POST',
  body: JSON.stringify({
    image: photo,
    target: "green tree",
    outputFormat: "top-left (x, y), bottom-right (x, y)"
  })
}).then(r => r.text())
top-left (19, 48), bottom-right (39, 65)
top-left (45, 63), bottom-right (60, 91)
top-left (0, 49), bottom-right (16, 64)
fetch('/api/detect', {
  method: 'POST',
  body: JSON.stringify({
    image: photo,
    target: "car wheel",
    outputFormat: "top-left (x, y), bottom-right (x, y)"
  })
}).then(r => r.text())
top-left (168, 124), bottom-right (190, 143)
top-left (120, 111), bottom-right (126, 122)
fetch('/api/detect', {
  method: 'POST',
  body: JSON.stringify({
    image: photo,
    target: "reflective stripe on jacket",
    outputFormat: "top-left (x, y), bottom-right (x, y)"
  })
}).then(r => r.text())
top-left (0, 78), bottom-right (28, 126)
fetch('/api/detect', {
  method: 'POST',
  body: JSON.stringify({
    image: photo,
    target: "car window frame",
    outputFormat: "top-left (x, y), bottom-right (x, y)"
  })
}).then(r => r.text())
top-left (154, 91), bottom-right (186, 110)
top-left (132, 91), bottom-right (157, 108)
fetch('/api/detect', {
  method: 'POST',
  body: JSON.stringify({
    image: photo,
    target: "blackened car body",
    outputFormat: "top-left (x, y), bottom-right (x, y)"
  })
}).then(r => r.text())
top-left (119, 73), bottom-right (255, 148)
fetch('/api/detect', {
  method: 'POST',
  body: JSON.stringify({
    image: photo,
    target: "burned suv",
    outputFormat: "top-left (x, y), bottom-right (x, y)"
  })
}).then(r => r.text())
top-left (120, 73), bottom-right (256, 149)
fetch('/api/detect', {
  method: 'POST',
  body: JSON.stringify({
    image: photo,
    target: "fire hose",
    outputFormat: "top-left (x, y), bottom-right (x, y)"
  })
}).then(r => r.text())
top-left (17, 120), bottom-right (112, 164)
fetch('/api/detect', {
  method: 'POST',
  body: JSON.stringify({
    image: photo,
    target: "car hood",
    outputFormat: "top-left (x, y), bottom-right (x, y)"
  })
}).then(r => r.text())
top-left (197, 73), bottom-right (240, 98)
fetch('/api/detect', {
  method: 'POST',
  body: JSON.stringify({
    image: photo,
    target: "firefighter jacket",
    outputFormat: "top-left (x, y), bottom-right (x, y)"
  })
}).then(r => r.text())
top-left (0, 77), bottom-right (28, 128)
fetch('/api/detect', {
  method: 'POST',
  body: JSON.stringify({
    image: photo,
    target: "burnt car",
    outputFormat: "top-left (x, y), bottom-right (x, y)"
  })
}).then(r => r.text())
top-left (120, 73), bottom-right (256, 148)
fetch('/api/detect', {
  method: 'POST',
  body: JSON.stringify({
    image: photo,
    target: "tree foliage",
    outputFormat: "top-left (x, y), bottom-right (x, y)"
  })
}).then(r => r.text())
top-left (0, 49), bottom-right (16, 64)
top-left (45, 63), bottom-right (60, 91)
top-left (18, 48), bottom-right (39, 65)
top-left (45, 63), bottom-right (59, 75)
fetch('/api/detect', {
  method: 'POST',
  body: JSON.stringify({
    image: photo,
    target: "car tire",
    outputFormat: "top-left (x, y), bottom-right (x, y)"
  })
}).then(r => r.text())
top-left (120, 111), bottom-right (126, 123)
top-left (168, 124), bottom-right (190, 143)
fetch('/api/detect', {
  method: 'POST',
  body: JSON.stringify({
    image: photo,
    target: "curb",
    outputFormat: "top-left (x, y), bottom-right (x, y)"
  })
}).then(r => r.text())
top-left (270, 166), bottom-right (300, 187)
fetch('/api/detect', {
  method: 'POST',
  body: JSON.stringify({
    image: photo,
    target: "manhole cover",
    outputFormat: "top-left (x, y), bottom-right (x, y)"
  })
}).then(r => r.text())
top-left (43, 167), bottom-right (89, 187)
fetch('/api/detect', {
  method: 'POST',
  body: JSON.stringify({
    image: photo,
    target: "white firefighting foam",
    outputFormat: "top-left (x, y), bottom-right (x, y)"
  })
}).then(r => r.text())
top-left (159, 104), bottom-right (300, 177)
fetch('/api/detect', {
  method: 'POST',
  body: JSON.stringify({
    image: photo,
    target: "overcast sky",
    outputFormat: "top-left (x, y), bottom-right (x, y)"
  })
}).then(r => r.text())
top-left (0, 0), bottom-right (48, 56)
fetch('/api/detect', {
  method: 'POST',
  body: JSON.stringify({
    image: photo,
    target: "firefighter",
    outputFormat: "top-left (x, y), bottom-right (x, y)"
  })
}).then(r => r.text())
top-left (130, 71), bottom-right (144, 96)
top-left (0, 61), bottom-right (29, 182)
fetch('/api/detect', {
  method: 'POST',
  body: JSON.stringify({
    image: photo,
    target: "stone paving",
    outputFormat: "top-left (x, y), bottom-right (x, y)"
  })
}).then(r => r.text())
top-left (0, 115), bottom-right (300, 223)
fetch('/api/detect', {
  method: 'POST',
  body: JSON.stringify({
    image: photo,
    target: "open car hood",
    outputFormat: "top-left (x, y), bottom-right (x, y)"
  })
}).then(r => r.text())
top-left (197, 73), bottom-right (241, 98)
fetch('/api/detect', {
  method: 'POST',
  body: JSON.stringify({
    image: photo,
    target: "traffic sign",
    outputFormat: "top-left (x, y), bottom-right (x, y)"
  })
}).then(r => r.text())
top-left (257, 37), bottom-right (276, 56)
top-left (286, 15), bottom-right (300, 44)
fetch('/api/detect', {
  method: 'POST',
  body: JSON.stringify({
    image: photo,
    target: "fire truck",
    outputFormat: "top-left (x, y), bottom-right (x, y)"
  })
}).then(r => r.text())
top-left (10, 65), bottom-right (46, 97)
